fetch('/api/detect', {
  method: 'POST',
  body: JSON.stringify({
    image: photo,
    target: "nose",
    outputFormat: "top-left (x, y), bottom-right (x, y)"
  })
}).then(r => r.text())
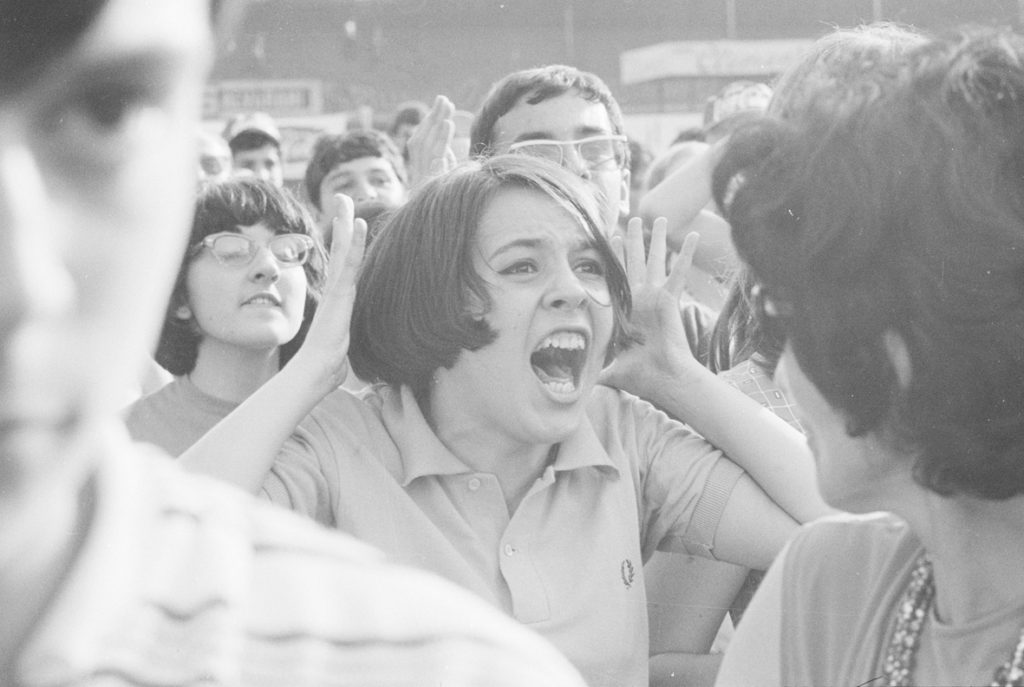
top-left (349, 179), bottom-right (376, 204)
top-left (562, 145), bottom-right (592, 180)
top-left (247, 244), bottom-right (281, 283)
top-left (0, 130), bottom-right (72, 343)
top-left (543, 262), bottom-right (589, 311)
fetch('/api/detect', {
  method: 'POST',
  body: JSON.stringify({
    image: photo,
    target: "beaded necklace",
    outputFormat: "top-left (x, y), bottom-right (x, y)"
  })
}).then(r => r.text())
top-left (881, 555), bottom-right (1024, 687)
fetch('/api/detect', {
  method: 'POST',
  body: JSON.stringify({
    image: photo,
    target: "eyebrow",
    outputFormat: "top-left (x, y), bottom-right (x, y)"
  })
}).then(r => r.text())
top-left (485, 234), bottom-right (596, 261)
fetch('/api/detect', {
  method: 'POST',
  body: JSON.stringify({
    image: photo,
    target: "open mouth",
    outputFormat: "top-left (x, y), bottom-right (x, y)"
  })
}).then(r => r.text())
top-left (530, 331), bottom-right (587, 395)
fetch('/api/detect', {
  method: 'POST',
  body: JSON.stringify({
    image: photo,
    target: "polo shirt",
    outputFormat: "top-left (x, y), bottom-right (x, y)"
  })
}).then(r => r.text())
top-left (263, 384), bottom-right (744, 687)
top-left (15, 437), bottom-right (586, 686)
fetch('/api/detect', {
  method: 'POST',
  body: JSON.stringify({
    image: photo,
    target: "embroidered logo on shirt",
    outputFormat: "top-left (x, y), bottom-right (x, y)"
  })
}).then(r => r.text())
top-left (620, 559), bottom-right (635, 589)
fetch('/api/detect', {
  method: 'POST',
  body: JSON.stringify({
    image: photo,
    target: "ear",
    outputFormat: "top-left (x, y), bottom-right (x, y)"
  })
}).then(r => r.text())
top-left (617, 167), bottom-right (631, 219)
top-left (174, 304), bottom-right (192, 320)
top-left (882, 329), bottom-right (913, 390)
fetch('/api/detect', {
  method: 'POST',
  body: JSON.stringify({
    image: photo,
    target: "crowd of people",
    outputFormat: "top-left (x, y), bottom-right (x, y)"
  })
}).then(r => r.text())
top-left (3, 1), bottom-right (1024, 686)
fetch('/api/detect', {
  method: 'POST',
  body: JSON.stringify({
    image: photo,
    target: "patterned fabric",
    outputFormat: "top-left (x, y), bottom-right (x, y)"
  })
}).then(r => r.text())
top-left (719, 359), bottom-right (804, 432)
top-left (16, 438), bottom-right (586, 686)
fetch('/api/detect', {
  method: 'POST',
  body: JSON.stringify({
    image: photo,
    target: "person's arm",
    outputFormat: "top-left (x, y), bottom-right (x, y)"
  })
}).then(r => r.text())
top-left (179, 195), bottom-right (367, 492)
top-left (646, 551), bottom-right (746, 687)
top-left (603, 218), bottom-right (832, 524)
top-left (714, 542), bottom-right (786, 687)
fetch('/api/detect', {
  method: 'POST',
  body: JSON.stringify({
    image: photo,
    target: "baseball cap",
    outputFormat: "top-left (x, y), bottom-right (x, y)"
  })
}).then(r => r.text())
top-left (222, 111), bottom-right (282, 146)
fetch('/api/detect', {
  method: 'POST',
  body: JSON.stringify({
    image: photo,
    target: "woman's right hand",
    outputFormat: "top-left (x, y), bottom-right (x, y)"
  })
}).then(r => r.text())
top-left (292, 193), bottom-right (367, 392)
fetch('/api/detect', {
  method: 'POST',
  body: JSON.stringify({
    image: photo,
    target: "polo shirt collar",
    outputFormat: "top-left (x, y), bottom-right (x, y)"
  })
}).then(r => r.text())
top-left (377, 385), bottom-right (619, 485)
top-left (549, 412), bottom-right (620, 476)
top-left (378, 385), bottom-right (473, 486)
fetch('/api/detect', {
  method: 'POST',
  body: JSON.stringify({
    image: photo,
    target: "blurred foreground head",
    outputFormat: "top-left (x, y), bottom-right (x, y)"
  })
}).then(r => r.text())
top-left (716, 26), bottom-right (1024, 501)
top-left (0, 0), bottom-right (213, 494)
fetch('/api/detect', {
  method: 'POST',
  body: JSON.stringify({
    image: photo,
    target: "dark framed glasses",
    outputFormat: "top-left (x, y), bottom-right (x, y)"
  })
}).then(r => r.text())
top-left (508, 134), bottom-right (628, 171)
top-left (191, 232), bottom-right (314, 267)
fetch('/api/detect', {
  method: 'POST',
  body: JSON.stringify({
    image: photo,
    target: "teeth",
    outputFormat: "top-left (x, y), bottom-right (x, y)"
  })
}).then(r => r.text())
top-left (537, 331), bottom-right (585, 351)
top-left (246, 296), bottom-right (278, 305)
top-left (543, 380), bottom-right (577, 394)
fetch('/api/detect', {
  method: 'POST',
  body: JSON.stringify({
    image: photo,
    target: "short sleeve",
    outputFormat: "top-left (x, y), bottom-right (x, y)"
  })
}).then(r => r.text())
top-left (614, 392), bottom-right (744, 560)
top-left (261, 414), bottom-right (339, 527)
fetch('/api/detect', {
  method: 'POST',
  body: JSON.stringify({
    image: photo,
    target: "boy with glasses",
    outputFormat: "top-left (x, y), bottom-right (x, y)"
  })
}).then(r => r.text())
top-left (471, 65), bottom-right (631, 236)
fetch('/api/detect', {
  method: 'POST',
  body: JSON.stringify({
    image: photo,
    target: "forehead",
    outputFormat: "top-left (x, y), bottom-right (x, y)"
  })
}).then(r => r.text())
top-left (491, 91), bottom-right (615, 149)
top-left (475, 187), bottom-right (592, 254)
top-left (322, 156), bottom-right (396, 182)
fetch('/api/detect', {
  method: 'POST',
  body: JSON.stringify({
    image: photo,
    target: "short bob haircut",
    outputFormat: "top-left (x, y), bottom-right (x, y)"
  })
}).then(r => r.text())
top-left (303, 129), bottom-right (408, 211)
top-left (470, 64), bottom-right (629, 168)
top-left (349, 154), bottom-right (635, 402)
top-left (714, 27), bottom-right (1024, 499)
top-left (156, 178), bottom-right (327, 376)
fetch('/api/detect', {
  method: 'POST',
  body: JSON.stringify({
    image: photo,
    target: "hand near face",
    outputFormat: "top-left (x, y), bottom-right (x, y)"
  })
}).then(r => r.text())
top-left (600, 217), bottom-right (701, 395)
top-left (405, 95), bottom-right (458, 189)
top-left (293, 194), bottom-right (367, 390)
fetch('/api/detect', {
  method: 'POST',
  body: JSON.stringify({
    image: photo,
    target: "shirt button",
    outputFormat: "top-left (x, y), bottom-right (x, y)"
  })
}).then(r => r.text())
top-left (503, 543), bottom-right (516, 556)
top-left (467, 477), bottom-right (482, 491)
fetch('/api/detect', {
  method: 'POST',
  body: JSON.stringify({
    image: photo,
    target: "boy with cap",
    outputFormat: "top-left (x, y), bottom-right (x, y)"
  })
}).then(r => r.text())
top-left (224, 110), bottom-right (285, 187)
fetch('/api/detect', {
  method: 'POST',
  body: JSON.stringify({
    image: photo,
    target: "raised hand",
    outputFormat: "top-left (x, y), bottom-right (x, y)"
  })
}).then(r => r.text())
top-left (405, 95), bottom-right (458, 189)
top-left (295, 193), bottom-right (368, 390)
top-left (601, 216), bottom-right (701, 396)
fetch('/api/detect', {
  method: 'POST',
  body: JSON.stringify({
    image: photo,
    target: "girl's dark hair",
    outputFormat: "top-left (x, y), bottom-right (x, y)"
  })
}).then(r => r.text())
top-left (349, 154), bottom-right (635, 403)
top-left (714, 27), bottom-right (1024, 499)
top-left (708, 23), bottom-right (926, 376)
top-left (156, 178), bottom-right (327, 376)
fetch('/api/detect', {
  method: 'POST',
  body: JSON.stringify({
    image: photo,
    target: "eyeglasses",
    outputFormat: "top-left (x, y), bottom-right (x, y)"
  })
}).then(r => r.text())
top-left (507, 134), bottom-right (627, 171)
top-left (191, 232), bottom-right (315, 267)
top-left (751, 282), bottom-right (795, 341)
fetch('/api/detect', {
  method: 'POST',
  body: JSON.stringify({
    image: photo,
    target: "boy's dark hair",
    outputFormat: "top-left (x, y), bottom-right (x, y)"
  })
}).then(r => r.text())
top-left (303, 130), bottom-right (408, 211)
top-left (715, 27), bottom-right (1024, 499)
top-left (156, 178), bottom-right (327, 376)
top-left (349, 154), bottom-right (635, 403)
top-left (470, 65), bottom-right (629, 169)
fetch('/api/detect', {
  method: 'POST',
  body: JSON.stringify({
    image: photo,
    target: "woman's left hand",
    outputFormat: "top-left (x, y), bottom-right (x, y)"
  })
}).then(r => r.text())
top-left (600, 217), bottom-right (701, 397)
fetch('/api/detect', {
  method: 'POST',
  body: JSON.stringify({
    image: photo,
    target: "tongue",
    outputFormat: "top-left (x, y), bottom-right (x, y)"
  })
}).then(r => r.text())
top-left (531, 348), bottom-right (575, 384)
top-left (532, 361), bottom-right (574, 383)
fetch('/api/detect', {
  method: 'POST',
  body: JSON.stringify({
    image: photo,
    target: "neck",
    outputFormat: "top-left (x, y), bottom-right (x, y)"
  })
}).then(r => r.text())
top-left (427, 386), bottom-right (553, 513)
top-left (897, 490), bottom-right (1024, 625)
top-left (189, 339), bottom-right (281, 403)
